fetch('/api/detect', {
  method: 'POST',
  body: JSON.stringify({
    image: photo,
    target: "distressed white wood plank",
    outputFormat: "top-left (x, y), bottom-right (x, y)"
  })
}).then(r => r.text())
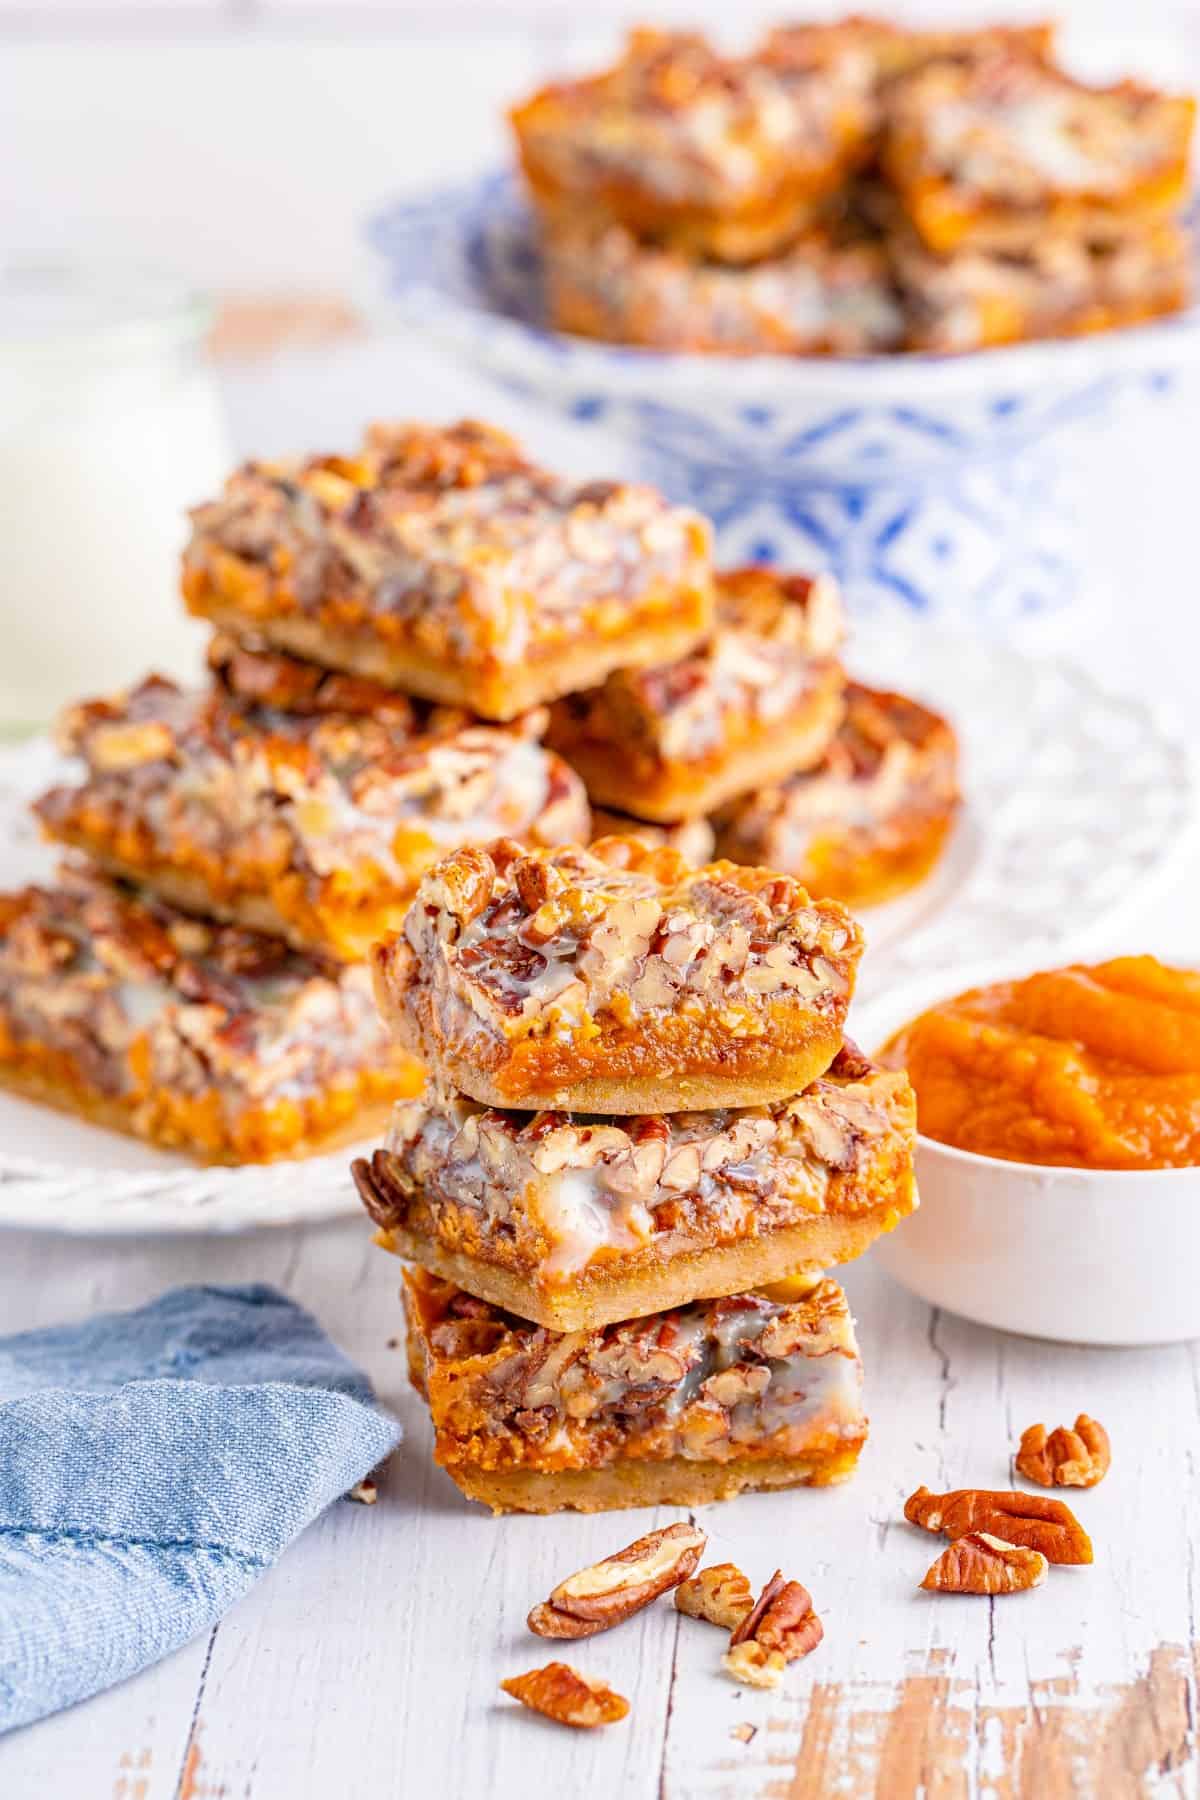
top-left (175, 1225), bottom-right (676, 1800)
top-left (664, 1254), bottom-right (1200, 1795)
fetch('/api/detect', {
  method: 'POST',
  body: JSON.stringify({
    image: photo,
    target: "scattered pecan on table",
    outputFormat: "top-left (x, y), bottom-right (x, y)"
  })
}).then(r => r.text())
top-left (921, 1531), bottom-right (1048, 1596)
top-left (904, 1485), bottom-right (1093, 1565)
top-left (1016, 1415), bottom-right (1111, 1489)
top-left (500, 1663), bottom-right (629, 1729)
top-left (528, 1522), bottom-right (706, 1639)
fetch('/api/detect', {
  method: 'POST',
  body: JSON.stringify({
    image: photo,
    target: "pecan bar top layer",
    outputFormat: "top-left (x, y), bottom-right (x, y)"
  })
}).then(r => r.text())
top-left (545, 567), bottom-right (847, 819)
top-left (372, 836), bottom-right (864, 1113)
top-left (0, 870), bottom-right (420, 1164)
top-left (182, 419), bottom-right (713, 722)
top-left (715, 683), bottom-right (960, 909)
top-left (352, 1043), bottom-right (916, 1330)
top-left (403, 1267), bottom-right (866, 1505)
top-left (511, 27), bottom-right (877, 263)
top-left (35, 670), bottom-right (589, 964)
top-left (883, 53), bottom-right (1195, 252)
top-left (541, 217), bottom-right (905, 356)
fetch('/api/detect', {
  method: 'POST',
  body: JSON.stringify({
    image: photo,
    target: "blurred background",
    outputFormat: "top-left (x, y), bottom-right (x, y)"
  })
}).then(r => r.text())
top-left (3, 0), bottom-right (1198, 718)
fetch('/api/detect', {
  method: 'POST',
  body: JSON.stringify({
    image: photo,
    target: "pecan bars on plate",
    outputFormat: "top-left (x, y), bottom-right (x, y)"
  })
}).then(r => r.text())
top-left (352, 1042), bottom-right (916, 1330)
top-left (511, 27), bottom-right (877, 266)
top-left (0, 869), bottom-right (421, 1163)
top-left (34, 661), bottom-right (589, 963)
top-left (715, 682), bottom-right (960, 909)
top-left (370, 836), bottom-right (864, 1114)
top-left (401, 1267), bottom-right (868, 1512)
top-left (546, 566), bottom-right (847, 821)
top-left (881, 51), bottom-right (1195, 256)
top-left (182, 419), bottom-right (713, 722)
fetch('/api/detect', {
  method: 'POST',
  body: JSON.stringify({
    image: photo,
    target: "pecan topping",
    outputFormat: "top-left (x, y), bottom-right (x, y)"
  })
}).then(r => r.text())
top-left (721, 1570), bottom-right (823, 1689)
top-left (427, 845), bottom-right (496, 927)
top-left (904, 1486), bottom-right (1093, 1565)
top-left (1016, 1415), bottom-right (1111, 1489)
top-left (675, 1563), bottom-right (754, 1631)
top-left (700, 1364), bottom-right (771, 1408)
top-left (500, 1663), bottom-right (629, 1729)
top-left (529, 1522), bottom-right (706, 1639)
top-left (921, 1532), bottom-right (1048, 1596)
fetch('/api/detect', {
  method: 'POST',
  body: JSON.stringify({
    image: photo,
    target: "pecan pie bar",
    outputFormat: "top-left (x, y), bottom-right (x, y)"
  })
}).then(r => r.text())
top-left (882, 52), bottom-right (1195, 256)
top-left (371, 837), bottom-right (864, 1113)
top-left (546, 567), bottom-right (847, 821)
top-left (540, 218), bottom-right (905, 355)
top-left (511, 27), bottom-right (877, 265)
top-left (182, 419), bottom-right (713, 722)
top-left (352, 1043), bottom-right (916, 1330)
top-left (894, 220), bottom-right (1193, 352)
top-left (35, 670), bottom-right (589, 964)
top-left (401, 1266), bottom-right (867, 1512)
top-left (715, 683), bottom-right (960, 909)
top-left (0, 870), bottom-right (421, 1164)
top-left (590, 812), bottom-right (715, 866)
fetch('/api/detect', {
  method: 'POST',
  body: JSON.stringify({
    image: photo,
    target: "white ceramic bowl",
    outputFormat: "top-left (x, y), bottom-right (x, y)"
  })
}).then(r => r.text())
top-left (851, 951), bottom-right (1200, 1346)
top-left (368, 173), bottom-right (1200, 631)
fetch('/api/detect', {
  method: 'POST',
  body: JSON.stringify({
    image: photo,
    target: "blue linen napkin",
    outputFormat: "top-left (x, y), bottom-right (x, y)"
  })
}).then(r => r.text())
top-left (0, 1283), bottom-right (400, 1734)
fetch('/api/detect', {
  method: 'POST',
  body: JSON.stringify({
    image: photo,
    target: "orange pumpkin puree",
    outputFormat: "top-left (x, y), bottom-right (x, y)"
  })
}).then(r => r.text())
top-left (879, 957), bottom-right (1200, 1170)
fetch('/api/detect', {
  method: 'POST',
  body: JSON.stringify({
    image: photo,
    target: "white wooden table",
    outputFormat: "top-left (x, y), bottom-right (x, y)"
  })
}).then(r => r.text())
top-left (1, 1210), bottom-right (1197, 1799)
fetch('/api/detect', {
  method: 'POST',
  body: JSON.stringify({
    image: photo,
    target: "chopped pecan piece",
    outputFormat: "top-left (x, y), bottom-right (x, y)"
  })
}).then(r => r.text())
top-left (675, 1563), bottom-right (754, 1631)
top-left (1016, 1415), bottom-right (1111, 1489)
top-left (904, 1485), bottom-right (1093, 1566)
top-left (721, 1570), bottom-right (822, 1689)
top-left (500, 1662), bottom-right (629, 1729)
top-left (529, 1521), bottom-right (706, 1637)
top-left (921, 1531), bottom-right (1048, 1595)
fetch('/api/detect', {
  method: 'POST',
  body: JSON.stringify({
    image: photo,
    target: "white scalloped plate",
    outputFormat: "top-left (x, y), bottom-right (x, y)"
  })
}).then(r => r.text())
top-left (0, 627), bottom-right (1194, 1235)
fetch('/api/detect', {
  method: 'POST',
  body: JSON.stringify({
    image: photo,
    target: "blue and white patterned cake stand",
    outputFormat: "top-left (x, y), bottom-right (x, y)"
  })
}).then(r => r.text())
top-left (369, 172), bottom-right (1200, 629)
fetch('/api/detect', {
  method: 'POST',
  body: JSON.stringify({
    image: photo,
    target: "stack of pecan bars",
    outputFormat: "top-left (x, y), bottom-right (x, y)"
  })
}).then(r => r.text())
top-left (511, 19), bottom-right (1194, 355)
top-left (353, 834), bottom-right (919, 1513)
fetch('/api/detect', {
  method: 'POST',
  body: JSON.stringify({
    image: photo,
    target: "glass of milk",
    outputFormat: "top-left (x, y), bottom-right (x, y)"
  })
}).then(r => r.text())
top-left (0, 260), bottom-right (232, 731)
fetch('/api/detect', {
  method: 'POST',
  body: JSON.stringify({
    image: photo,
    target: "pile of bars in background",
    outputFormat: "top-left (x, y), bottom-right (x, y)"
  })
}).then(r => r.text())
top-left (511, 18), bottom-right (1196, 354)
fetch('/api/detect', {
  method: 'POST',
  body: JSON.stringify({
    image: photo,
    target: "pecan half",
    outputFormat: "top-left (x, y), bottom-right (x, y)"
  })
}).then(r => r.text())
top-left (721, 1571), bottom-right (823, 1690)
top-left (428, 845), bottom-right (495, 925)
top-left (1016, 1415), bottom-right (1111, 1489)
top-left (675, 1563), bottom-right (754, 1631)
top-left (921, 1531), bottom-right (1048, 1595)
top-left (500, 1663), bottom-right (629, 1729)
top-left (904, 1486), bottom-right (1093, 1565)
top-left (529, 1522), bottom-right (705, 1638)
